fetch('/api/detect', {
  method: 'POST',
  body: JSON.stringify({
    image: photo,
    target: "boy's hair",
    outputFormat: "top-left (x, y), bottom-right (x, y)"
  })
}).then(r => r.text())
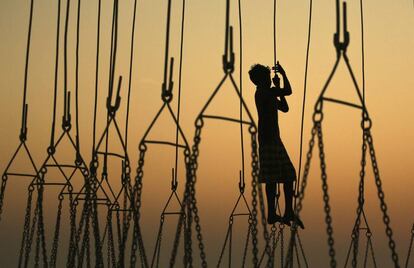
top-left (248, 64), bottom-right (270, 86)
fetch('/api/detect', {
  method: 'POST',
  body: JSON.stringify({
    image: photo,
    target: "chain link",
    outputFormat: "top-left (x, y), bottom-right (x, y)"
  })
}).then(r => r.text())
top-left (248, 125), bottom-right (259, 267)
top-left (19, 186), bottom-right (34, 268)
top-left (405, 224), bottom-right (414, 268)
top-left (130, 144), bottom-right (148, 268)
top-left (187, 118), bottom-right (208, 267)
top-left (50, 195), bottom-right (63, 267)
top-left (285, 125), bottom-right (317, 268)
top-left (316, 122), bottom-right (337, 268)
top-left (350, 126), bottom-right (368, 268)
top-left (366, 130), bottom-right (400, 267)
top-left (0, 173), bottom-right (9, 222)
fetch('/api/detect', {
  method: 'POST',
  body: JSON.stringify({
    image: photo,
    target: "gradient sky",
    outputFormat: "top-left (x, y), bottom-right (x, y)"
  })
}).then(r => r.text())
top-left (0, 0), bottom-right (413, 267)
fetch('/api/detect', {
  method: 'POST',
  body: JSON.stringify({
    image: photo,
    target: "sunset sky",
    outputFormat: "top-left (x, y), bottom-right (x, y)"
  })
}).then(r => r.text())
top-left (0, 0), bottom-right (413, 266)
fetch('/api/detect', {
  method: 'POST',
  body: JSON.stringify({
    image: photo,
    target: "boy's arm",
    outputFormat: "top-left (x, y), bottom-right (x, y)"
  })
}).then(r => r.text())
top-left (269, 64), bottom-right (292, 96)
top-left (277, 96), bottom-right (289, 112)
top-left (278, 65), bottom-right (292, 96)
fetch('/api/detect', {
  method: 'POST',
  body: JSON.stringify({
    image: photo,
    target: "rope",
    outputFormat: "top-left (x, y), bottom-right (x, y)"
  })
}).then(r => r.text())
top-left (295, 0), bottom-right (313, 203)
top-left (20, 0), bottom-right (35, 139)
top-left (75, 0), bottom-right (82, 152)
top-left (238, 0), bottom-right (245, 192)
top-left (273, 0), bottom-right (277, 65)
top-left (163, 0), bottom-right (173, 94)
top-left (286, 0), bottom-right (313, 266)
top-left (50, 0), bottom-right (62, 148)
top-left (125, 0), bottom-right (138, 150)
top-left (92, 0), bottom-right (101, 155)
top-left (174, 0), bottom-right (186, 188)
top-left (63, 0), bottom-right (71, 125)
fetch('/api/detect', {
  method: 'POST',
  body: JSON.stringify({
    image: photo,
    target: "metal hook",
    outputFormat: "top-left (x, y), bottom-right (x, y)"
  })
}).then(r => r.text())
top-left (62, 91), bottom-right (72, 130)
top-left (107, 76), bottom-right (122, 116)
top-left (19, 104), bottom-right (28, 142)
top-left (171, 168), bottom-right (178, 191)
top-left (333, 0), bottom-right (350, 56)
top-left (162, 57), bottom-right (174, 103)
top-left (238, 170), bottom-right (245, 193)
top-left (222, 26), bottom-right (235, 73)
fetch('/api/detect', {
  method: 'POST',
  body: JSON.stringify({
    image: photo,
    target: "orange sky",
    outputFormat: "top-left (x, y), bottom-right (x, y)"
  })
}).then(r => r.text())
top-left (0, 0), bottom-right (413, 266)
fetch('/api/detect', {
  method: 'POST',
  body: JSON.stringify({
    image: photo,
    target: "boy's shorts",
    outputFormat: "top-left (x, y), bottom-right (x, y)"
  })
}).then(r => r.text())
top-left (258, 138), bottom-right (296, 183)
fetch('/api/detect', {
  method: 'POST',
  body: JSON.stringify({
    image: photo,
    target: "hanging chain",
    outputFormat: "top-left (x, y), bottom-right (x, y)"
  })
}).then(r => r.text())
top-left (405, 224), bottom-right (414, 268)
top-left (248, 124), bottom-right (259, 267)
top-left (316, 121), bottom-right (337, 268)
top-left (19, 185), bottom-right (34, 267)
top-left (37, 168), bottom-right (49, 267)
top-left (130, 143), bottom-right (148, 268)
top-left (366, 130), bottom-right (400, 267)
top-left (350, 115), bottom-right (369, 268)
top-left (50, 195), bottom-right (63, 267)
top-left (107, 209), bottom-right (117, 268)
top-left (187, 118), bottom-right (208, 267)
top-left (0, 174), bottom-right (9, 222)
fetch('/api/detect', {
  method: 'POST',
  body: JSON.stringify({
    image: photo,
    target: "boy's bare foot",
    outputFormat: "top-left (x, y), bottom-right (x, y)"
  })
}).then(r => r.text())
top-left (267, 213), bottom-right (283, 225)
top-left (283, 212), bottom-right (305, 229)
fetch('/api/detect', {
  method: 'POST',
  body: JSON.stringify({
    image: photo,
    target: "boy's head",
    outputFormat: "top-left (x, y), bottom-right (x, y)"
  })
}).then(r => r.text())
top-left (249, 64), bottom-right (271, 88)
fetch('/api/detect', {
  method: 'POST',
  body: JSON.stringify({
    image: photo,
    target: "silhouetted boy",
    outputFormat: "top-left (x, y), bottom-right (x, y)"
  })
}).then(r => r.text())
top-left (249, 63), bottom-right (304, 228)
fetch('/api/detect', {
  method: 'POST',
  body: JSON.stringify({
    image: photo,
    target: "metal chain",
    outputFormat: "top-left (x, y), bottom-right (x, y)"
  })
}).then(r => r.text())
top-left (169, 200), bottom-right (186, 267)
top-left (280, 225), bottom-right (285, 268)
top-left (285, 125), bottom-right (317, 268)
top-left (151, 217), bottom-right (164, 268)
top-left (107, 209), bottom-right (117, 268)
top-left (269, 225), bottom-right (277, 268)
top-left (37, 168), bottom-right (49, 267)
top-left (368, 234), bottom-right (378, 268)
top-left (187, 118), bottom-right (208, 267)
top-left (248, 124), bottom-right (259, 267)
top-left (92, 200), bottom-right (104, 266)
top-left (366, 130), bottom-right (400, 267)
top-left (296, 231), bottom-right (309, 268)
top-left (19, 186), bottom-right (34, 268)
top-left (67, 194), bottom-right (81, 267)
top-left (0, 173), bottom-right (9, 222)
top-left (242, 219), bottom-right (252, 267)
top-left (156, 218), bottom-right (164, 268)
top-left (405, 224), bottom-right (414, 268)
top-left (351, 126), bottom-right (368, 268)
top-left (217, 218), bottom-right (232, 267)
top-left (316, 122), bottom-right (337, 268)
top-left (50, 195), bottom-right (63, 267)
top-left (130, 144), bottom-right (148, 268)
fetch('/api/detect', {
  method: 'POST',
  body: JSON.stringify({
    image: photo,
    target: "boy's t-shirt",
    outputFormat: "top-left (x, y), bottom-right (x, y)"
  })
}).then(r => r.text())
top-left (255, 87), bottom-right (280, 144)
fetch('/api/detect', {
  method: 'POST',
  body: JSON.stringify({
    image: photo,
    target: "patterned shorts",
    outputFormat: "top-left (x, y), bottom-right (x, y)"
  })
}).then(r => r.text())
top-left (259, 139), bottom-right (296, 183)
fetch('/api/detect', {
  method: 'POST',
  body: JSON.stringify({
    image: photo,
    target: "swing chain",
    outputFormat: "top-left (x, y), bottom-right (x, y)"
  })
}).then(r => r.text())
top-left (366, 130), bottom-right (400, 267)
top-left (37, 168), bottom-right (49, 267)
top-left (130, 143), bottom-right (147, 267)
top-left (107, 209), bottom-right (117, 267)
top-left (406, 224), bottom-right (414, 267)
top-left (316, 122), bottom-right (337, 268)
top-left (19, 186), bottom-right (34, 267)
top-left (351, 121), bottom-right (368, 268)
top-left (249, 125), bottom-right (259, 267)
top-left (188, 119), bottom-right (208, 267)
top-left (50, 195), bottom-right (63, 267)
top-left (0, 174), bottom-right (8, 223)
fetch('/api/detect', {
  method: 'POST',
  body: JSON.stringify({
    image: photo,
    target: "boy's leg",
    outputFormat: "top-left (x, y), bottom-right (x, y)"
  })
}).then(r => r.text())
top-left (266, 182), bottom-right (281, 224)
top-left (283, 181), bottom-right (304, 229)
top-left (266, 182), bottom-right (276, 216)
top-left (283, 181), bottom-right (294, 215)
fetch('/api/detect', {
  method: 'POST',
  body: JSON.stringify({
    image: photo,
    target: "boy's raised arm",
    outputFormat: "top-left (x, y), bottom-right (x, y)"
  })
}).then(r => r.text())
top-left (276, 64), bottom-right (292, 96)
